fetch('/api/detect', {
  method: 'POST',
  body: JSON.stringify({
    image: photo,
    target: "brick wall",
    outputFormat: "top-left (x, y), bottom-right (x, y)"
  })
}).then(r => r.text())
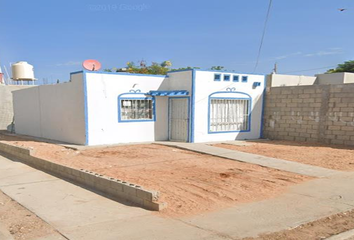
top-left (263, 83), bottom-right (354, 146)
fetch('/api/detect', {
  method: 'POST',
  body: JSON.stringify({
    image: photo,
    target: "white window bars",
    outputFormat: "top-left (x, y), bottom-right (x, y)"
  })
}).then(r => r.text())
top-left (210, 99), bottom-right (250, 132)
top-left (120, 99), bottom-right (154, 120)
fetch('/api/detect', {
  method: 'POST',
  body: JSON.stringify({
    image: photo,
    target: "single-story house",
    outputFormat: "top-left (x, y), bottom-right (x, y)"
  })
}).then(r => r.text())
top-left (12, 69), bottom-right (266, 145)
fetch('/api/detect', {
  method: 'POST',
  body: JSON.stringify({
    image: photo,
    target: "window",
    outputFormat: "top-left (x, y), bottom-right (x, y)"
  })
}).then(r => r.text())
top-left (119, 98), bottom-right (155, 121)
top-left (209, 99), bottom-right (250, 132)
top-left (233, 75), bottom-right (239, 82)
top-left (242, 76), bottom-right (248, 82)
top-left (223, 74), bottom-right (230, 81)
top-left (214, 74), bottom-right (221, 81)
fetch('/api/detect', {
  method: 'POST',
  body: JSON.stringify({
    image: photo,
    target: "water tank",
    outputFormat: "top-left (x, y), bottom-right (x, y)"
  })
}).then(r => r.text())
top-left (11, 61), bottom-right (35, 81)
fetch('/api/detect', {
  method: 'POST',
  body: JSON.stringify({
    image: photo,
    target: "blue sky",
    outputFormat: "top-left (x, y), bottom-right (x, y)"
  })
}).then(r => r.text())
top-left (1, 0), bottom-right (353, 84)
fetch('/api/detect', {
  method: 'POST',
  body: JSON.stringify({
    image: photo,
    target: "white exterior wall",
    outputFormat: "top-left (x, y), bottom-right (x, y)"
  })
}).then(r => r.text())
top-left (316, 72), bottom-right (354, 85)
top-left (85, 72), bottom-right (167, 145)
top-left (269, 74), bottom-right (316, 87)
top-left (192, 70), bottom-right (265, 142)
top-left (13, 73), bottom-right (86, 144)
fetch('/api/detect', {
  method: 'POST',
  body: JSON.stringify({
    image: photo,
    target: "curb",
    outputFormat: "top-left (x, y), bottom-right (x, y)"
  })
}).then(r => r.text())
top-left (0, 142), bottom-right (166, 211)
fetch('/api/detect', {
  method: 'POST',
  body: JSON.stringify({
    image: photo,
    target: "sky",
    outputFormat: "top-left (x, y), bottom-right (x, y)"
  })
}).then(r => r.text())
top-left (1, 0), bottom-right (353, 84)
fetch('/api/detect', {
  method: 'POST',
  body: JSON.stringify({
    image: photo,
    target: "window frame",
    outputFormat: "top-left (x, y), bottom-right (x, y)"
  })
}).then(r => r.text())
top-left (118, 96), bottom-right (156, 122)
top-left (223, 74), bottom-right (230, 81)
top-left (208, 94), bottom-right (252, 134)
top-left (214, 73), bottom-right (221, 81)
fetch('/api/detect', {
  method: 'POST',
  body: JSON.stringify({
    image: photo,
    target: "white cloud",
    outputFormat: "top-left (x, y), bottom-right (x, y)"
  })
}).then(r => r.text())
top-left (304, 48), bottom-right (343, 57)
top-left (56, 61), bottom-right (82, 66)
top-left (273, 52), bottom-right (302, 60)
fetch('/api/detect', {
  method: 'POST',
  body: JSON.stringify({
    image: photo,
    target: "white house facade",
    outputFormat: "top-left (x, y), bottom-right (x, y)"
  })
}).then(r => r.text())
top-left (13, 69), bottom-right (266, 146)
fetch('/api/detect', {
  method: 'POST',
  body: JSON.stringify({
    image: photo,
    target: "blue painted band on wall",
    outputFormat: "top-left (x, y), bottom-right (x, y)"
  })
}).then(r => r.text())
top-left (83, 72), bottom-right (89, 145)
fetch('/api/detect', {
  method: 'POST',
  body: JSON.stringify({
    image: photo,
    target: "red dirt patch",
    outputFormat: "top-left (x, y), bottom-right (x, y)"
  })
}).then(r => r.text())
top-left (214, 140), bottom-right (354, 171)
top-left (0, 134), bottom-right (311, 217)
top-left (0, 190), bottom-right (59, 240)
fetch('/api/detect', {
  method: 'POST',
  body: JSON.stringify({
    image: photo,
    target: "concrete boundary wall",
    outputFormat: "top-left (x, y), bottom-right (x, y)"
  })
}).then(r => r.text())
top-left (0, 142), bottom-right (166, 211)
top-left (263, 83), bottom-right (354, 146)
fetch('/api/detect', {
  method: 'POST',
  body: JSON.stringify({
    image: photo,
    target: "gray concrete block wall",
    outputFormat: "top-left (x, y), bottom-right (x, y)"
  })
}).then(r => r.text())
top-left (263, 83), bottom-right (354, 146)
top-left (0, 142), bottom-right (166, 211)
top-left (0, 85), bottom-right (34, 131)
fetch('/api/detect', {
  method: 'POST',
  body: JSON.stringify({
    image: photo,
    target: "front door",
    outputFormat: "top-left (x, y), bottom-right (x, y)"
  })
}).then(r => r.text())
top-left (169, 98), bottom-right (189, 142)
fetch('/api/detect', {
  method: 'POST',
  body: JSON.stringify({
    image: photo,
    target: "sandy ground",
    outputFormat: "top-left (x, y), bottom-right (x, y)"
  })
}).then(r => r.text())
top-left (214, 141), bottom-right (354, 171)
top-left (0, 190), bottom-right (59, 240)
top-left (0, 134), bottom-right (311, 217)
top-left (244, 209), bottom-right (354, 240)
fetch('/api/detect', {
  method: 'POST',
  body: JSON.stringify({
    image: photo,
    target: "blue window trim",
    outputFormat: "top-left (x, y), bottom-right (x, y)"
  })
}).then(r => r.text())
top-left (233, 75), bottom-right (239, 82)
top-left (260, 75), bottom-right (267, 138)
top-left (223, 74), bottom-right (230, 81)
top-left (214, 73), bottom-right (221, 81)
top-left (168, 96), bottom-right (190, 142)
top-left (242, 76), bottom-right (248, 83)
top-left (208, 91), bottom-right (252, 134)
top-left (118, 92), bottom-right (156, 122)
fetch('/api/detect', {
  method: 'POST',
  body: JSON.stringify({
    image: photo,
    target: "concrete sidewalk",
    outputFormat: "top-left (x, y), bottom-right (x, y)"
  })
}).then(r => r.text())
top-left (1, 153), bottom-right (354, 239)
top-left (157, 142), bottom-right (341, 177)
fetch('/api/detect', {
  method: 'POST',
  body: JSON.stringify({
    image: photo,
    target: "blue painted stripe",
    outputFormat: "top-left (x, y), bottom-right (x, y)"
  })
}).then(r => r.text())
top-left (260, 75), bottom-right (267, 138)
top-left (190, 69), bottom-right (196, 142)
top-left (83, 72), bottom-right (89, 145)
top-left (84, 70), bottom-right (166, 78)
top-left (167, 69), bottom-right (194, 73)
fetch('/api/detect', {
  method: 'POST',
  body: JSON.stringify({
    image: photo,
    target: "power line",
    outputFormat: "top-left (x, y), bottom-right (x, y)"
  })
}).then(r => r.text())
top-left (281, 65), bottom-right (337, 74)
top-left (253, 0), bottom-right (273, 73)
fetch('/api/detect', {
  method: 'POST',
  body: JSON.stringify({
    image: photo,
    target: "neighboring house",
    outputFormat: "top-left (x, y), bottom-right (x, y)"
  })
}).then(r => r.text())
top-left (12, 69), bottom-right (265, 145)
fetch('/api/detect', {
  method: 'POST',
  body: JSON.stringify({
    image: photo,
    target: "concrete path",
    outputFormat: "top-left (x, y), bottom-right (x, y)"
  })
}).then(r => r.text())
top-left (157, 142), bottom-right (341, 177)
top-left (1, 153), bottom-right (354, 239)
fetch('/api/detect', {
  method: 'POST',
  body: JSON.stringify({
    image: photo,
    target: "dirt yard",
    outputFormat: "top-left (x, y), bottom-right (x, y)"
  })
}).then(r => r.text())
top-left (214, 140), bottom-right (354, 171)
top-left (0, 134), bottom-right (311, 217)
top-left (0, 190), bottom-right (59, 240)
top-left (244, 209), bottom-right (354, 240)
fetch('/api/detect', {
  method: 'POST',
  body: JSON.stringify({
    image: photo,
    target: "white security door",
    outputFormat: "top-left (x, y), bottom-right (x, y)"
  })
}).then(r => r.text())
top-left (169, 98), bottom-right (189, 142)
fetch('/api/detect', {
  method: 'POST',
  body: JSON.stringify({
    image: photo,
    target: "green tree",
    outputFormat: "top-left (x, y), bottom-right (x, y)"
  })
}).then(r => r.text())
top-left (211, 66), bottom-right (225, 71)
top-left (326, 60), bottom-right (354, 73)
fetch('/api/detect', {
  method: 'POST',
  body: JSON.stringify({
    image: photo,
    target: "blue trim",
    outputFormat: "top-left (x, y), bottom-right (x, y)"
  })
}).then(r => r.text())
top-left (223, 74), bottom-right (230, 81)
top-left (260, 76), bottom-right (267, 138)
top-left (118, 92), bottom-right (156, 122)
top-left (168, 97), bottom-right (190, 142)
top-left (167, 69), bottom-right (194, 73)
top-left (190, 69), bottom-right (196, 142)
top-left (233, 75), bottom-right (239, 82)
top-left (83, 72), bottom-right (89, 145)
top-left (84, 70), bottom-right (166, 78)
top-left (207, 91), bottom-right (252, 134)
top-left (242, 76), bottom-right (248, 83)
top-left (148, 90), bottom-right (189, 96)
top-left (194, 69), bottom-right (264, 76)
top-left (214, 73), bottom-right (221, 81)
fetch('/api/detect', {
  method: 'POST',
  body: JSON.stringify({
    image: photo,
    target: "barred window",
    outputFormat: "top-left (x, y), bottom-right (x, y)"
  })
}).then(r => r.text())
top-left (120, 98), bottom-right (154, 121)
top-left (210, 99), bottom-right (250, 132)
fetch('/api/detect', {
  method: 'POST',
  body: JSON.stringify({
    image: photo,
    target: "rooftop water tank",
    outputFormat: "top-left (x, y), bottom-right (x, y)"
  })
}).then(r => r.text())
top-left (11, 61), bottom-right (35, 81)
